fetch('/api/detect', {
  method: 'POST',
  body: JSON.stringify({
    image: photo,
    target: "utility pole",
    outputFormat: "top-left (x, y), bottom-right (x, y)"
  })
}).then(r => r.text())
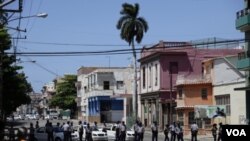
top-left (0, 0), bottom-right (23, 120)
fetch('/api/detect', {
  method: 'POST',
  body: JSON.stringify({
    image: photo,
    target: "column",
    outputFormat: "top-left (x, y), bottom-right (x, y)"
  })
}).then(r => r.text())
top-left (141, 100), bottom-right (144, 124)
top-left (158, 100), bottom-right (163, 130)
top-left (148, 99), bottom-right (152, 126)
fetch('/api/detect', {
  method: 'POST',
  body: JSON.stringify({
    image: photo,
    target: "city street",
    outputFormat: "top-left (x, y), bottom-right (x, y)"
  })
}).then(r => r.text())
top-left (3, 119), bottom-right (214, 141)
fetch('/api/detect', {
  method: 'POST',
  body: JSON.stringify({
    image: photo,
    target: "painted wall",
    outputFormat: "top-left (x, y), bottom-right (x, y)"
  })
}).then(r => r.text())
top-left (182, 84), bottom-right (213, 106)
top-left (212, 56), bottom-right (246, 124)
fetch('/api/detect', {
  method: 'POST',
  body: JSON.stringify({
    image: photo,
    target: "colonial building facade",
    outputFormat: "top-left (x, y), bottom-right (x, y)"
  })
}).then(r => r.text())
top-left (138, 40), bottom-right (242, 130)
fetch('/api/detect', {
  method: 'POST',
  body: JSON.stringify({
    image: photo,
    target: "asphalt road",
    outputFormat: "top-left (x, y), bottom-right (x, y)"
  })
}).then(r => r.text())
top-left (3, 119), bottom-right (214, 141)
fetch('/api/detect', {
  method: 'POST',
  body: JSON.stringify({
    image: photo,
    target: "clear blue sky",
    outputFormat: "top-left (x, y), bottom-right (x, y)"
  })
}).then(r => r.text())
top-left (7, 0), bottom-right (243, 93)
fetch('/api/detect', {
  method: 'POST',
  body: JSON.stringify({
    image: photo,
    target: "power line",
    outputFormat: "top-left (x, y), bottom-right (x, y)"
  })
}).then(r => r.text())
top-left (20, 40), bottom-right (147, 47)
top-left (7, 38), bottom-right (244, 57)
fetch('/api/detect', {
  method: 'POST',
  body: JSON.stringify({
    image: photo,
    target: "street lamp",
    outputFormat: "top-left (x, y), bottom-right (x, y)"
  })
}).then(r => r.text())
top-left (7, 12), bottom-right (48, 24)
top-left (0, 13), bottom-right (47, 121)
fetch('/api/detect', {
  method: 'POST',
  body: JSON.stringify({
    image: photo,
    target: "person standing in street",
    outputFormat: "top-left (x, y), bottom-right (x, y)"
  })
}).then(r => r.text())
top-left (35, 121), bottom-right (39, 129)
top-left (120, 121), bottom-right (127, 141)
top-left (115, 121), bottom-right (121, 141)
top-left (133, 120), bottom-right (139, 141)
top-left (170, 122), bottom-right (176, 141)
top-left (151, 121), bottom-right (158, 141)
top-left (164, 124), bottom-right (170, 141)
top-left (78, 121), bottom-right (84, 141)
top-left (85, 123), bottom-right (92, 141)
top-left (211, 123), bottom-right (217, 141)
top-left (217, 122), bottom-right (223, 141)
top-left (69, 122), bottom-right (73, 141)
top-left (47, 122), bottom-right (54, 141)
top-left (29, 123), bottom-right (35, 141)
top-left (190, 121), bottom-right (198, 141)
top-left (175, 122), bottom-right (183, 141)
top-left (137, 122), bottom-right (145, 141)
top-left (63, 121), bottom-right (70, 141)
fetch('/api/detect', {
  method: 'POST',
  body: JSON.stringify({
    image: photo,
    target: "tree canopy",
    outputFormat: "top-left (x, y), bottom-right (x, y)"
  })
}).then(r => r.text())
top-left (116, 3), bottom-right (148, 46)
top-left (49, 74), bottom-right (77, 111)
top-left (0, 28), bottom-right (32, 116)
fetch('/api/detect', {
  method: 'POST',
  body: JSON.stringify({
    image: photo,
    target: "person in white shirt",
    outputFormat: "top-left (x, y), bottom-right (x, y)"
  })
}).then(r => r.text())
top-left (175, 122), bottom-right (183, 141)
top-left (115, 121), bottom-right (121, 141)
top-left (85, 123), bottom-right (92, 141)
top-left (63, 121), bottom-right (70, 141)
top-left (169, 122), bottom-right (176, 141)
top-left (190, 122), bottom-right (198, 141)
top-left (120, 121), bottom-right (127, 141)
top-left (151, 121), bottom-right (158, 141)
top-left (137, 122), bottom-right (145, 141)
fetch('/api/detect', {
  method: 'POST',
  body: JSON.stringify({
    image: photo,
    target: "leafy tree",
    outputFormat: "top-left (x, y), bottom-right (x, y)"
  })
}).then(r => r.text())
top-left (49, 74), bottom-right (77, 111)
top-left (0, 28), bottom-right (32, 117)
top-left (116, 3), bottom-right (148, 119)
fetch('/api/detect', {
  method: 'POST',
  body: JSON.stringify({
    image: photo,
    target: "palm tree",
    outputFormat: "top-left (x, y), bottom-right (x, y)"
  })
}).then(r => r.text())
top-left (117, 3), bottom-right (148, 120)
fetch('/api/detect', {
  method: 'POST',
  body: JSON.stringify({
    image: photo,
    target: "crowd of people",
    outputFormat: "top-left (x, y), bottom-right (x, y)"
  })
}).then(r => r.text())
top-left (7, 119), bottom-right (226, 141)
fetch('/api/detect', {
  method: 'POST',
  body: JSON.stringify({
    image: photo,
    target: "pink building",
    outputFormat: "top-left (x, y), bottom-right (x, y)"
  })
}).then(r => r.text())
top-left (138, 40), bottom-right (242, 130)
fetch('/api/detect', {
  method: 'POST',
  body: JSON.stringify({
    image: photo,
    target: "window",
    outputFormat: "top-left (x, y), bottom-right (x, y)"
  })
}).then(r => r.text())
top-left (178, 112), bottom-right (184, 126)
top-left (155, 64), bottom-right (158, 86)
top-left (215, 94), bottom-right (230, 115)
top-left (169, 62), bottom-right (178, 74)
top-left (178, 88), bottom-right (183, 99)
top-left (149, 66), bottom-right (152, 88)
top-left (188, 111), bottom-right (195, 125)
top-left (103, 81), bottom-right (110, 90)
top-left (116, 81), bottom-right (124, 89)
top-left (201, 88), bottom-right (208, 99)
top-left (142, 67), bottom-right (146, 88)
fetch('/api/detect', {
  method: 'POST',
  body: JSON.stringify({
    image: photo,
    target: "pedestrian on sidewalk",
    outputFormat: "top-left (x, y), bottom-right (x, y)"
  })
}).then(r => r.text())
top-left (170, 122), bottom-right (176, 141)
top-left (211, 123), bottom-right (217, 141)
top-left (151, 121), bottom-right (158, 141)
top-left (190, 121), bottom-right (198, 141)
top-left (164, 124), bottom-right (170, 141)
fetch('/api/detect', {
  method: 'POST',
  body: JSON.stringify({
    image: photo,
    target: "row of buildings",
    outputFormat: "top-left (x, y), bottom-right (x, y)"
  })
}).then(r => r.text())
top-left (71, 39), bottom-right (246, 135)
top-left (37, 0), bottom-right (250, 135)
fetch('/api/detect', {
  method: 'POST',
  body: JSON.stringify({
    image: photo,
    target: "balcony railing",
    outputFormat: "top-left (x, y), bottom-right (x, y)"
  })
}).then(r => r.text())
top-left (237, 8), bottom-right (250, 19)
top-left (176, 74), bottom-right (211, 85)
top-left (86, 90), bottom-right (114, 98)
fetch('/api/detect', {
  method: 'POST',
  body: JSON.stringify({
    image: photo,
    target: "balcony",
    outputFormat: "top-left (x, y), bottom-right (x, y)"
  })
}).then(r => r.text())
top-left (86, 90), bottom-right (114, 98)
top-left (237, 51), bottom-right (250, 70)
top-left (236, 8), bottom-right (250, 31)
top-left (176, 74), bottom-right (211, 85)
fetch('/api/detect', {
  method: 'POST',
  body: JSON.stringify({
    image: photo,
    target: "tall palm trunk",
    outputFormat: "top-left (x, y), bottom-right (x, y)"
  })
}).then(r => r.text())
top-left (131, 39), bottom-right (138, 120)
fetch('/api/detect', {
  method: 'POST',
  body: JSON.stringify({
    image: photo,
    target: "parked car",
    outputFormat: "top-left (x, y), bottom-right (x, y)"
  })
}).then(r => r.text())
top-left (45, 115), bottom-right (53, 120)
top-left (106, 124), bottom-right (134, 141)
top-left (14, 115), bottom-right (23, 120)
top-left (34, 126), bottom-right (64, 141)
top-left (72, 125), bottom-right (108, 141)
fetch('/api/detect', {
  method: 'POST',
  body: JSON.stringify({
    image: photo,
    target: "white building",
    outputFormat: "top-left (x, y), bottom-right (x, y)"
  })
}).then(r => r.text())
top-left (204, 55), bottom-right (247, 124)
top-left (76, 67), bottom-right (134, 123)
